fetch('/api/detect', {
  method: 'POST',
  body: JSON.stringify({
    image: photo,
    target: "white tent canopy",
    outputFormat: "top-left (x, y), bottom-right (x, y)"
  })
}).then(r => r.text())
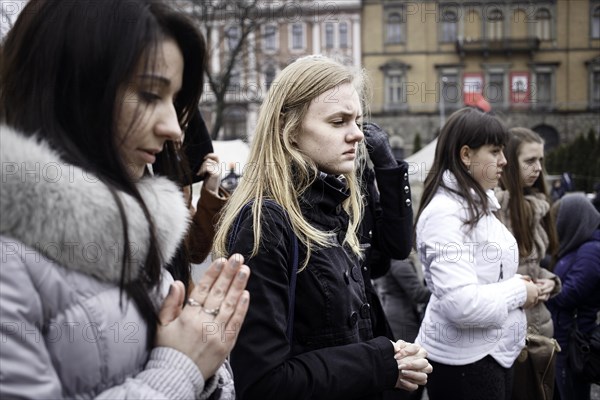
top-left (212, 139), bottom-right (251, 178)
top-left (190, 139), bottom-right (250, 205)
top-left (405, 138), bottom-right (437, 183)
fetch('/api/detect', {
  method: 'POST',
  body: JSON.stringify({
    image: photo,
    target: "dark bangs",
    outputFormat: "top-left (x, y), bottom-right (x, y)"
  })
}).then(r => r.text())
top-left (466, 110), bottom-right (509, 149)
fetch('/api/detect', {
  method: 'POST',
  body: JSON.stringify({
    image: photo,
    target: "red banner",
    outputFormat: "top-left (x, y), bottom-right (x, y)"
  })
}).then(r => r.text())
top-left (510, 72), bottom-right (530, 106)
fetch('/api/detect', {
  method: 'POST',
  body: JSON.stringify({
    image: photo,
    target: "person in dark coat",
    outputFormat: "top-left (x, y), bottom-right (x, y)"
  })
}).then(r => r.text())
top-left (359, 122), bottom-right (414, 340)
top-left (376, 256), bottom-right (431, 400)
top-left (213, 55), bottom-right (432, 400)
top-left (377, 256), bottom-right (431, 344)
top-left (154, 110), bottom-right (230, 263)
top-left (547, 193), bottom-right (600, 400)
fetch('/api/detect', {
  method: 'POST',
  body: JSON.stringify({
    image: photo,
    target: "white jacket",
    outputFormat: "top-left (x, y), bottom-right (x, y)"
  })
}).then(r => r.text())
top-left (415, 171), bottom-right (527, 368)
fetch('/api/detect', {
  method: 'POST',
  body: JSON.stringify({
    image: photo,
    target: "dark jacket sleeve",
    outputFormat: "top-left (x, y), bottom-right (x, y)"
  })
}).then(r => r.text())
top-left (228, 204), bottom-right (398, 400)
top-left (389, 259), bottom-right (431, 305)
top-left (370, 161), bottom-right (413, 268)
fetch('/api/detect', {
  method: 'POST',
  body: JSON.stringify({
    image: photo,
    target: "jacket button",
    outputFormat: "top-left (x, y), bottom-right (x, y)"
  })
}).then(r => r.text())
top-left (351, 266), bottom-right (362, 282)
top-left (343, 270), bottom-right (350, 284)
top-left (335, 205), bottom-right (342, 214)
top-left (404, 185), bottom-right (410, 194)
top-left (405, 198), bottom-right (411, 207)
top-left (348, 311), bottom-right (358, 327)
top-left (360, 303), bottom-right (371, 319)
top-left (403, 172), bottom-right (408, 181)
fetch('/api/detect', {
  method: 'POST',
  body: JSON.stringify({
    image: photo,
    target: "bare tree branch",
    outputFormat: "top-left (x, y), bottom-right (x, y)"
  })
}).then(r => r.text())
top-left (187, 0), bottom-right (270, 139)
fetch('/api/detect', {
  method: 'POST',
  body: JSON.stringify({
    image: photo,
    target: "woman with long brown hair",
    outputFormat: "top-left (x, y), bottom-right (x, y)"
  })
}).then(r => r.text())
top-left (495, 126), bottom-right (561, 400)
top-left (496, 127), bottom-right (561, 337)
top-left (414, 108), bottom-right (540, 400)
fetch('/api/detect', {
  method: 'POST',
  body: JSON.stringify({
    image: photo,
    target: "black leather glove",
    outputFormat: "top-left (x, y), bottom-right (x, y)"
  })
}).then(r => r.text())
top-left (363, 122), bottom-right (396, 169)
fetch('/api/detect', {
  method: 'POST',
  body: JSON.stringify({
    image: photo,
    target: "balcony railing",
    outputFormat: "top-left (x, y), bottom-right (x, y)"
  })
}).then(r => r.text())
top-left (456, 37), bottom-right (541, 57)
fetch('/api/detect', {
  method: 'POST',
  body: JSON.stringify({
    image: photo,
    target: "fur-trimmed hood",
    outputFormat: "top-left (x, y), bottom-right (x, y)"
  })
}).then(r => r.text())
top-left (0, 124), bottom-right (190, 283)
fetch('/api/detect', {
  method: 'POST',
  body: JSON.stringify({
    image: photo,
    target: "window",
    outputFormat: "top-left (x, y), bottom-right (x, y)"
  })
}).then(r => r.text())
top-left (339, 22), bottom-right (348, 48)
top-left (587, 58), bottom-right (600, 109)
top-left (535, 9), bottom-right (552, 41)
top-left (535, 72), bottom-right (552, 108)
top-left (325, 23), bottom-right (334, 49)
top-left (592, 6), bottom-right (600, 39)
top-left (487, 9), bottom-right (504, 40)
top-left (228, 67), bottom-right (241, 92)
top-left (529, 64), bottom-right (556, 110)
top-left (226, 26), bottom-right (240, 51)
top-left (381, 61), bottom-right (410, 111)
top-left (387, 74), bottom-right (404, 106)
top-left (386, 11), bottom-right (404, 44)
top-left (441, 73), bottom-right (460, 109)
top-left (263, 25), bottom-right (277, 51)
top-left (264, 66), bottom-right (276, 91)
top-left (439, 68), bottom-right (463, 115)
top-left (465, 9), bottom-right (482, 40)
top-left (591, 70), bottom-right (600, 108)
top-left (291, 23), bottom-right (304, 50)
top-left (222, 107), bottom-right (247, 140)
top-left (487, 72), bottom-right (505, 105)
top-left (483, 64), bottom-right (510, 109)
top-left (441, 10), bottom-right (458, 43)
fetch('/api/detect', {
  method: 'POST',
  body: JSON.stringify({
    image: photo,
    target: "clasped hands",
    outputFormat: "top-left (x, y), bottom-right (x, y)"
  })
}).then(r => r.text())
top-left (391, 340), bottom-right (433, 391)
top-left (154, 253), bottom-right (435, 390)
top-left (156, 254), bottom-right (250, 380)
top-left (534, 278), bottom-right (555, 302)
top-left (521, 275), bottom-right (555, 308)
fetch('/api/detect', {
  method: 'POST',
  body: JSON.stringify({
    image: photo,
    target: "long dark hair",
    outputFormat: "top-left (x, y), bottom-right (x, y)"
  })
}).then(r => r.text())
top-left (499, 127), bottom-right (559, 259)
top-left (0, 0), bottom-right (206, 345)
top-left (416, 107), bottom-right (509, 231)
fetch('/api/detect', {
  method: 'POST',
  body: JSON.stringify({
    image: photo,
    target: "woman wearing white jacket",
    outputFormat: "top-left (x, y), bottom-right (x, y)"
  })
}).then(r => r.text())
top-left (414, 108), bottom-right (540, 400)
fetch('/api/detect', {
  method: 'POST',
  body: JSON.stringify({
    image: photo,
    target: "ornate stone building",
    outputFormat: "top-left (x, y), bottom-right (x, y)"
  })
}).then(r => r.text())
top-left (362, 0), bottom-right (600, 156)
top-left (196, 0), bottom-right (362, 141)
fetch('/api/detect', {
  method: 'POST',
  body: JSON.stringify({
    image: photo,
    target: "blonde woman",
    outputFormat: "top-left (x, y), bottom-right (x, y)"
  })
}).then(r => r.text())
top-left (214, 56), bottom-right (432, 399)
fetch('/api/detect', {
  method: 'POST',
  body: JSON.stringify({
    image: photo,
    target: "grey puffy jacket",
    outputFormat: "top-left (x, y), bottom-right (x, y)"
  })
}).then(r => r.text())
top-left (0, 125), bottom-right (234, 399)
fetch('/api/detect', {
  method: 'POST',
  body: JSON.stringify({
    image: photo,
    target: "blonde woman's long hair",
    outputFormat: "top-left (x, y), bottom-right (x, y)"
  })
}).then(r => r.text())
top-left (213, 56), bottom-right (368, 270)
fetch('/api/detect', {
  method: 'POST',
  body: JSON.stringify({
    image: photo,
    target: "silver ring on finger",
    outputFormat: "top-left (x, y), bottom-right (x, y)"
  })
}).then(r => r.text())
top-left (187, 298), bottom-right (202, 307)
top-left (202, 307), bottom-right (220, 316)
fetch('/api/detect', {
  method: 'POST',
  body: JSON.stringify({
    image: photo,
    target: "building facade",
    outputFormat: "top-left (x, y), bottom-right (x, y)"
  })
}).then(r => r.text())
top-left (196, 0), bottom-right (362, 141)
top-left (362, 0), bottom-right (600, 156)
